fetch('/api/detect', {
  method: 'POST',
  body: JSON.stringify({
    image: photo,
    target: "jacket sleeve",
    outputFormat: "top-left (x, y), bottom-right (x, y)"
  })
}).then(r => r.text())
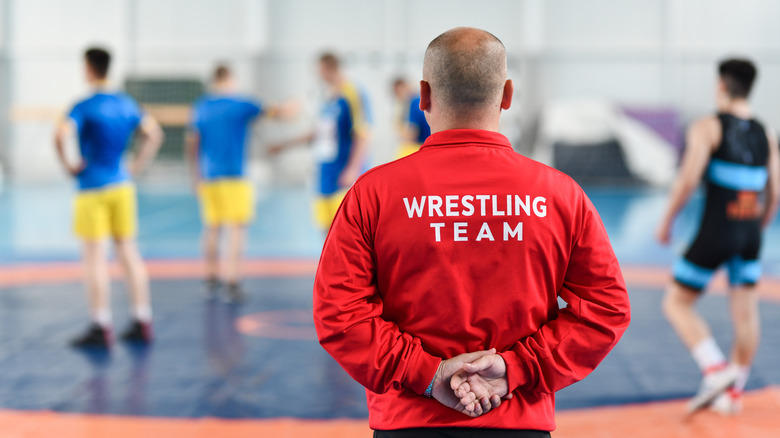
top-left (499, 189), bottom-right (631, 394)
top-left (313, 187), bottom-right (441, 395)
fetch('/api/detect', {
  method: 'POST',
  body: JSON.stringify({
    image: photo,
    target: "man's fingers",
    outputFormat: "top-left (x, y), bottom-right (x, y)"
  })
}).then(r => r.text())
top-left (451, 371), bottom-right (468, 392)
top-left (462, 353), bottom-right (496, 373)
top-left (490, 394), bottom-right (501, 408)
top-left (480, 396), bottom-right (491, 412)
top-left (502, 393), bottom-right (514, 400)
top-left (454, 382), bottom-right (470, 399)
top-left (459, 391), bottom-right (477, 408)
top-left (454, 348), bottom-right (496, 365)
top-left (472, 401), bottom-right (483, 417)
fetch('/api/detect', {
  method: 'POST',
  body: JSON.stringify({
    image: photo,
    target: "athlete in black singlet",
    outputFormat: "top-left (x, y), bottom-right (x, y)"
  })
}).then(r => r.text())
top-left (657, 59), bottom-right (780, 416)
top-left (679, 113), bottom-right (770, 289)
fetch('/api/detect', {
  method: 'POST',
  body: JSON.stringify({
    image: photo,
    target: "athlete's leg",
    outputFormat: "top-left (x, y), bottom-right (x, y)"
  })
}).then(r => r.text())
top-left (82, 239), bottom-right (112, 326)
top-left (664, 281), bottom-right (737, 413)
top-left (203, 225), bottom-right (221, 281)
top-left (224, 224), bottom-right (246, 286)
top-left (662, 282), bottom-right (711, 348)
top-left (114, 238), bottom-right (151, 322)
top-left (70, 239), bottom-right (114, 347)
top-left (709, 285), bottom-right (759, 415)
top-left (223, 224), bottom-right (247, 303)
top-left (729, 285), bottom-right (759, 399)
top-left (729, 285), bottom-right (760, 365)
top-left (114, 238), bottom-right (154, 343)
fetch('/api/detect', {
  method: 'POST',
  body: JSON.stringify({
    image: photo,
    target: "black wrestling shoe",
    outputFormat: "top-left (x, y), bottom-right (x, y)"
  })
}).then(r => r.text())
top-left (224, 283), bottom-right (247, 304)
top-left (70, 324), bottom-right (113, 348)
top-left (204, 277), bottom-right (221, 300)
top-left (120, 320), bottom-right (154, 344)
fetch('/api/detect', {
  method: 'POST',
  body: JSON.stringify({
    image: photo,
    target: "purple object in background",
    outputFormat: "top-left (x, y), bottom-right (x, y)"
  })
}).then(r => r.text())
top-left (622, 107), bottom-right (684, 157)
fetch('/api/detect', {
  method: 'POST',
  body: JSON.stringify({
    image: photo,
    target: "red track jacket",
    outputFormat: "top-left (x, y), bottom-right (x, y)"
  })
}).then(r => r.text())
top-left (313, 129), bottom-right (631, 431)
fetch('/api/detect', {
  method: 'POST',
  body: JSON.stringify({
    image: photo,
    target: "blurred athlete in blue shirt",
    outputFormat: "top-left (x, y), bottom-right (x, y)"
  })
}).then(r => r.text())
top-left (270, 52), bottom-right (372, 230)
top-left (187, 65), bottom-right (299, 302)
top-left (54, 47), bottom-right (164, 348)
top-left (392, 77), bottom-right (431, 158)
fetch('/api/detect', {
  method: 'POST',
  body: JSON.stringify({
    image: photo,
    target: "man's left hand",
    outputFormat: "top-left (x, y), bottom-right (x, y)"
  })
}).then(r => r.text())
top-left (451, 351), bottom-right (512, 414)
top-left (431, 348), bottom-right (503, 417)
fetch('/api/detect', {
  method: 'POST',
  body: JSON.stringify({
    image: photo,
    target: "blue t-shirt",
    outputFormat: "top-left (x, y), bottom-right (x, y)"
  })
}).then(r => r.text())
top-left (314, 82), bottom-right (371, 196)
top-left (68, 92), bottom-right (143, 190)
top-left (191, 95), bottom-right (263, 180)
top-left (408, 96), bottom-right (431, 144)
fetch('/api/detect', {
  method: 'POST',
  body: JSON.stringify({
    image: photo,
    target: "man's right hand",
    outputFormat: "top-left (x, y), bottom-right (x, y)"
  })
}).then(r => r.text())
top-left (451, 351), bottom-right (512, 413)
top-left (431, 348), bottom-right (503, 417)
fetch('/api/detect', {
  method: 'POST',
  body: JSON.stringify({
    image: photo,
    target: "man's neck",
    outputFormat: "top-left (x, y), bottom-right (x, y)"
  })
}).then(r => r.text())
top-left (212, 82), bottom-right (235, 94)
top-left (718, 98), bottom-right (752, 119)
top-left (90, 79), bottom-right (109, 91)
top-left (430, 115), bottom-right (501, 134)
top-left (328, 75), bottom-right (345, 94)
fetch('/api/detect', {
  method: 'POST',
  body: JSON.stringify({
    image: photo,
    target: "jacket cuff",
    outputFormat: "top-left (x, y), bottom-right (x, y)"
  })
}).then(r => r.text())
top-left (405, 349), bottom-right (441, 395)
top-left (499, 350), bottom-right (534, 393)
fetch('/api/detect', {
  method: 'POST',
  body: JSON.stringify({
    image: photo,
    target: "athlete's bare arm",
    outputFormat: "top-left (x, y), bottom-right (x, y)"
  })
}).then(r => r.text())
top-left (53, 119), bottom-right (85, 176)
top-left (266, 131), bottom-right (315, 155)
top-left (185, 129), bottom-right (200, 192)
top-left (656, 116), bottom-right (721, 244)
top-left (338, 130), bottom-right (370, 187)
top-left (129, 115), bottom-right (164, 176)
top-left (762, 127), bottom-right (780, 228)
top-left (260, 99), bottom-right (303, 122)
top-left (402, 123), bottom-right (421, 143)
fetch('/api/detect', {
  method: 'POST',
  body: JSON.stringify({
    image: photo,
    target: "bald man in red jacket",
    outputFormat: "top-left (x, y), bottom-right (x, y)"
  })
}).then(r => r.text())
top-left (313, 27), bottom-right (631, 437)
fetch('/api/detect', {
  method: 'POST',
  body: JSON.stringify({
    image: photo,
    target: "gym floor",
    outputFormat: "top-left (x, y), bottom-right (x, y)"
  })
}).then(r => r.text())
top-left (0, 183), bottom-right (778, 437)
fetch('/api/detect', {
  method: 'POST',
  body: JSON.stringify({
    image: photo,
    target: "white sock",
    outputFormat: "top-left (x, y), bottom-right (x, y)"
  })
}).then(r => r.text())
top-left (132, 305), bottom-right (153, 323)
top-left (691, 337), bottom-right (727, 373)
top-left (733, 365), bottom-right (750, 393)
top-left (92, 308), bottom-right (113, 327)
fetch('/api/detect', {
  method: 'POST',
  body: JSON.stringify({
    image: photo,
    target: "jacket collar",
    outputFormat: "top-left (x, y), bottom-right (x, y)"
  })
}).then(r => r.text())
top-left (420, 129), bottom-right (512, 150)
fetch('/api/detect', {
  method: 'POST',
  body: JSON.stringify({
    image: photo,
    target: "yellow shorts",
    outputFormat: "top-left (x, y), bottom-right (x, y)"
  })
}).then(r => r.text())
top-left (74, 183), bottom-right (137, 240)
top-left (314, 190), bottom-right (347, 229)
top-left (199, 179), bottom-right (254, 226)
top-left (397, 142), bottom-right (422, 159)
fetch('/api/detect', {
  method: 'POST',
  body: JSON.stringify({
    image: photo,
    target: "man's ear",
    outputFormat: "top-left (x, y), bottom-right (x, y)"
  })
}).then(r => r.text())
top-left (419, 80), bottom-right (432, 112)
top-left (500, 79), bottom-right (513, 111)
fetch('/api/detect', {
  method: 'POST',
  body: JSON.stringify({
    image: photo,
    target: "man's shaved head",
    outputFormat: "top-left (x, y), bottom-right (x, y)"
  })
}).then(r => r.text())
top-left (423, 27), bottom-right (507, 113)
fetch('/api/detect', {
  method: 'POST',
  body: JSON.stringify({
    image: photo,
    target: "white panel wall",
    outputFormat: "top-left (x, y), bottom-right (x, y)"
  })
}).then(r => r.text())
top-left (4, 0), bottom-right (780, 183)
top-left (674, 0), bottom-right (780, 51)
top-left (545, 0), bottom-right (664, 50)
top-left (404, 0), bottom-right (525, 51)
top-left (3, 0), bottom-right (270, 182)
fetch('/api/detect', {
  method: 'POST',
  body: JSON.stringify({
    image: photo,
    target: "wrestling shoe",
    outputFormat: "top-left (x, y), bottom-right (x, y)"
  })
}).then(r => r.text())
top-left (70, 324), bottom-right (113, 348)
top-left (710, 388), bottom-right (742, 416)
top-left (687, 365), bottom-right (738, 415)
top-left (120, 320), bottom-right (154, 344)
top-left (204, 277), bottom-right (221, 300)
top-left (224, 283), bottom-right (247, 304)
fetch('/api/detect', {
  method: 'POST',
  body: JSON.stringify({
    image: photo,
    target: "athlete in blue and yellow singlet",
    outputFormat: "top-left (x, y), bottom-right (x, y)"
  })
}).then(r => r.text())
top-left (267, 53), bottom-right (371, 229)
top-left (397, 95), bottom-right (431, 158)
top-left (55, 47), bottom-right (163, 348)
top-left (312, 54), bottom-right (371, 229)
top-left (69, 91), bottom-right (144, 239)
top-left (188, 64), bottom-right (300, 302)
top-left (392, 78), bottom-right (431, 158)
top-left (191, 94), bottom-right (262, 227)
